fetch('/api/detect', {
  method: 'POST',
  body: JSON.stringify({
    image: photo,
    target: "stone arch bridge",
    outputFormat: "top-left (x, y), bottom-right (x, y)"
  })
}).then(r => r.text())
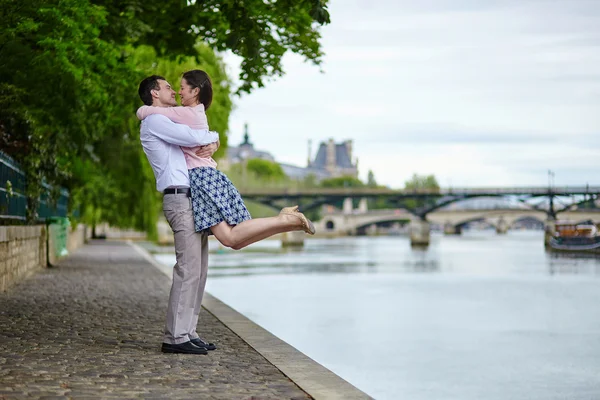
top-left (237, 186), bottom-right (600, 245)
top-left (316, 208), bottom-right (600, 236)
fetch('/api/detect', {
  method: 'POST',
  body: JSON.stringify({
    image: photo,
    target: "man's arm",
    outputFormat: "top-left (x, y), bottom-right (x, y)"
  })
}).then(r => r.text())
top-left (146, 114), bottom-right (218, 147)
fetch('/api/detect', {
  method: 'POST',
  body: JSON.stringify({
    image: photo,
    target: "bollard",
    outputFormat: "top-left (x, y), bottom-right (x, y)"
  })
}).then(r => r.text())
top-left (281, 230), bottom-right (305, 248)
top-left (46, 217), bottom-right (70, 267)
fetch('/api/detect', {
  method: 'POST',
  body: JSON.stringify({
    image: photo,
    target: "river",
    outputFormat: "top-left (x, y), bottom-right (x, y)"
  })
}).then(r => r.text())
top-left (153, 231), bottom-right (600, 400)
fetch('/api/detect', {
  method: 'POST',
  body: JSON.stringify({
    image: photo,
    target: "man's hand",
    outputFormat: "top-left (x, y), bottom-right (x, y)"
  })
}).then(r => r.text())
top-left (195, 140), bottom-right (219, 158)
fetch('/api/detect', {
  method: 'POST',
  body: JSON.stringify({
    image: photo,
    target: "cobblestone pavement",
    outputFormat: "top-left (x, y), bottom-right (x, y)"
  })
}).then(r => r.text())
top-left (0, 241), bottom-right (310, 400)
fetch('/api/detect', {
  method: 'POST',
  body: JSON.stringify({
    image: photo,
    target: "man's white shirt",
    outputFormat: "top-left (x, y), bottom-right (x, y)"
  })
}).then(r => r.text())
top-left (140, 114), bottom-right (219, 191)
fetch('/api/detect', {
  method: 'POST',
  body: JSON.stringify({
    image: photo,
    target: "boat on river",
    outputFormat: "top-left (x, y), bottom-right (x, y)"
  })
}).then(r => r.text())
top-left (548, 221), bottom-right (600, 253)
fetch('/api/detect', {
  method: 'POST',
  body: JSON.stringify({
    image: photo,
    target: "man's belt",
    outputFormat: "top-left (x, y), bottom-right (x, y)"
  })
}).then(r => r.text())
top-left (163, 187), bottom-right (191, 196)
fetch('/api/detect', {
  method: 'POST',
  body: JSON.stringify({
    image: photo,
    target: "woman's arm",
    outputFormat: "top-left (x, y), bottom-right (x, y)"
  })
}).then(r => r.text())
top-left (136, 105), bottom-right (200, 126)
top-left (145, 115), bottom-right (218, 147)
top-left (194, 140), bottom-right (220, 158)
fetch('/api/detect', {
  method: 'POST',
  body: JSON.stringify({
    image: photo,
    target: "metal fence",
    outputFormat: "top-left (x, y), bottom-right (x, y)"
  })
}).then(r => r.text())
top-left (0, 150), bottom-right (69, 222)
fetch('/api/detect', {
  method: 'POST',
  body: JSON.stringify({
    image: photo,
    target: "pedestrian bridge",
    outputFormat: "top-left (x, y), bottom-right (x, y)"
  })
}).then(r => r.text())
top-left (316, 207), bottom-right (600, 235)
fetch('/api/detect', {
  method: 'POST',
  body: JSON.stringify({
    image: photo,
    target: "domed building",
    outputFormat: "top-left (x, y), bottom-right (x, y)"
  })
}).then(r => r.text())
top-left (222, 123), bottom-right (359, 182)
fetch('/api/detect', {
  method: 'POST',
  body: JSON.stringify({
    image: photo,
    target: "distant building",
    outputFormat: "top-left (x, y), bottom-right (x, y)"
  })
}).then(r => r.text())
top-left (276, 163), bottom-right (326, 181)
top-left (308, 138), bottom-right (358, 179)
top-left (219, 124), bottom-right (275, 170)
top-left (221, 124), bottom-right (358, 182)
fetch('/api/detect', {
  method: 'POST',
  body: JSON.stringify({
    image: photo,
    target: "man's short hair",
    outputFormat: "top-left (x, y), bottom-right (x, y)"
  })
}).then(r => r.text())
top-left (138, 75), bottom-right (165, 106)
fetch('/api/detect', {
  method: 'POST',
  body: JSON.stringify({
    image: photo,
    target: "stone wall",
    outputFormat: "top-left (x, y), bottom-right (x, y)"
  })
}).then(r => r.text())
top-left (0, 226), bottom-right (47, 292)
top-left (0, 224), bottom-right (89, 292)
top-left (67, 224), bottom-right (90, 253)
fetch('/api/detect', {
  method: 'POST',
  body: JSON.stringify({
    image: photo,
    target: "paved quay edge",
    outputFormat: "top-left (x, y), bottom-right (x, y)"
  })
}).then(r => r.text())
top-left (1, 240), bottom-right (312, 399)
top-left (129, 241), bottom-right (373, 400)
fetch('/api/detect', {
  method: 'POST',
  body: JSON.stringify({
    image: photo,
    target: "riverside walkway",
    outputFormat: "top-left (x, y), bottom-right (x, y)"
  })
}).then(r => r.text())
top-left (0, 241), bottom-right (370, 399)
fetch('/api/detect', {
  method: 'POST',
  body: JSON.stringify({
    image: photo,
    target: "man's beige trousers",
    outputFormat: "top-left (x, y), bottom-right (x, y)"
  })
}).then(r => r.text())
top-left (162, 193), bottom-right (209, 344)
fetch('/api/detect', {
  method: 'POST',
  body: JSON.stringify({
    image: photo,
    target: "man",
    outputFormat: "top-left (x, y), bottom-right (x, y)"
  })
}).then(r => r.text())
top-left (138, 75), bottom-right (219, 355)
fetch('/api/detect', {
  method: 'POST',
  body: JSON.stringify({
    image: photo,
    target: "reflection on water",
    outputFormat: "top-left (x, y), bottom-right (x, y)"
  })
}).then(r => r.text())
top-left (547, 251), bottom-right (600, 275)
top-left (154, 231), bottom-right (600, 277)
top-left (152, 231), bottom-right (600, 400)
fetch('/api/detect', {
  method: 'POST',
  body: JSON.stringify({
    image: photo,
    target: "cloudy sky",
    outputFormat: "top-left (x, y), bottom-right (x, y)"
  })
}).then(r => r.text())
top-left (222, 0), bottom-right (599, 189)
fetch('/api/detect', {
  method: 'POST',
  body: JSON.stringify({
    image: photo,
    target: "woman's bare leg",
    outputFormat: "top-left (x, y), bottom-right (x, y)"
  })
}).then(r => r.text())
top-left (210, 213), bottom-right (302, 250)
top-left (228, 224), bottom-right (292, 250)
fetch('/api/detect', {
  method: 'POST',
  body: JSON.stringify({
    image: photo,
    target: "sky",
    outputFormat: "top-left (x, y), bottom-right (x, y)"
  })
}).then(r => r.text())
top-left (221, 0), bottom-right (600, 189)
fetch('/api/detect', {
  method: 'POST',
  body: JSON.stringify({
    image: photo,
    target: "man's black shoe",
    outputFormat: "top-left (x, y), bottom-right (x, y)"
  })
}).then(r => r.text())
top-left (190, 338), bottom-right (217, 351)
top-left (161, 341), bottom-right (208, 355)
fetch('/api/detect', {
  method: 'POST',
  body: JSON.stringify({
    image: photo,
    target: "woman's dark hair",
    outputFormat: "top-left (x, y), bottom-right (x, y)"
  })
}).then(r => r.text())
top-left (182, 70), bottom-right (213, 110)
top-left (138, 75), bottom-right (165, 106)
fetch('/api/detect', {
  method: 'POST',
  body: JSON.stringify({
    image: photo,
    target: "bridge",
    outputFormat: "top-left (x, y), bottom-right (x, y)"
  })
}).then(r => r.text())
top-left (238, 186), bottom-right (600, 246)
top-left (239, 186), bottom-right (599, 216)
top-left (315, 208), bottom-right (600, 236)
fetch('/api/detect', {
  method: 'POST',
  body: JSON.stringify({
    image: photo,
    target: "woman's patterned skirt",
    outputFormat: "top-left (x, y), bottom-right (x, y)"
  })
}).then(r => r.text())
top-left (188, 167), bottom-right (252, 234)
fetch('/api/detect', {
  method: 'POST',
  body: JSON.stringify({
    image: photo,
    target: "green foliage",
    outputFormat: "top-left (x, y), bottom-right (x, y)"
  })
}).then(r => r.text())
top-left (367, 170), bottom-right (377, 187)
top-left (1, 0), bottom-right (138, 221)
top-left (302, 173), bottom-right (319, 189)
top-left (1, 0), bottom-right (328, 235)
top-left (246, 159), bottom-right (286, 181)
top-left (92, 0), bottom-right (330, 93)
top-left (320, 176), bottom-right (365, 188)
top-left (403, 173), bottom-right (440, 212)
top-left (364, 170), bottom-right (392, 210)
top-left (243, 200), bottom-right (279, 219)
top-left (318, 175), bottom-right (364, 210)
top-left (225, 159), bottom-right (290, 190)
top-left (131, 44), bottom-right (233, 159)
top-left (0, 0), bottom-right (227, 232)
top-left (404, 174), bottom-right (440, 192)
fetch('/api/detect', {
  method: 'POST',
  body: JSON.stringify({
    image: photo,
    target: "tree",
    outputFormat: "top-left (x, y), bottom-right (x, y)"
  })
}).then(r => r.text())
top-left (1, 0), bottom-right (139, 221)
top-left (403, 174), bottom-right (440, 213)
top-left (131, 44), bottom-right (233, 158)
top-left (226, 158), bottom-right (290, 191)
top-left (364, 170), bottom-right (391, 210)
top-left (319, 175), bottom-right (364, 210)
top-left (246, 159), bottom-right (287, 182)
top-left (92, 0), bottom-right (331, 93)
top-left (320, 176), bottom-right (364, 188)
top-left (301, 173), bottom-right (319, 189)
top-left (0, 0), bottom-right (330, 235)
top-left (404, 174), bottom-right (440, 191)
top-left (367, 170), bottom-right (377, 187)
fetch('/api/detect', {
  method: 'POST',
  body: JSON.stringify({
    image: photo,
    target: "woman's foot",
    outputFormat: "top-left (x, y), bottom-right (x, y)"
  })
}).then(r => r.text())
top-left (280, 206), bottom-right (316, 235)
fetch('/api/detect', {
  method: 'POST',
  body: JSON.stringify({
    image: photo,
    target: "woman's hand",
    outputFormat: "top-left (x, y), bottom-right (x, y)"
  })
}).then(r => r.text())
top-left (195, 141), bottom-right (219, 158)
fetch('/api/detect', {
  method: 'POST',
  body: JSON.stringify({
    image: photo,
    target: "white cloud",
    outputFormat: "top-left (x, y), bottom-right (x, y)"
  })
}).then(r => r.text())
top-left (222, 0), bottom-right (600, 188)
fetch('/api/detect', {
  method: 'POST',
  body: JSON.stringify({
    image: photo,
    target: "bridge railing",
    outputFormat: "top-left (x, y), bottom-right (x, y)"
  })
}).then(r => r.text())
top-left (0, 151), bottom-right (69, 223)
top-left (238, 186), bottom-right (600, 197)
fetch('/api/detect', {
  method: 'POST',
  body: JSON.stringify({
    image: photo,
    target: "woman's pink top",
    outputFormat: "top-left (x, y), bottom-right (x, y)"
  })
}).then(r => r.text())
top-left (136, 104), bottom-right (217, 169)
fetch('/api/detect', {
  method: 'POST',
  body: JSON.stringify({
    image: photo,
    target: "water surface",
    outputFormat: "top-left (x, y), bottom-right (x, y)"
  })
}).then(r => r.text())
top-left (155, 231), bottom-right (600, 399)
